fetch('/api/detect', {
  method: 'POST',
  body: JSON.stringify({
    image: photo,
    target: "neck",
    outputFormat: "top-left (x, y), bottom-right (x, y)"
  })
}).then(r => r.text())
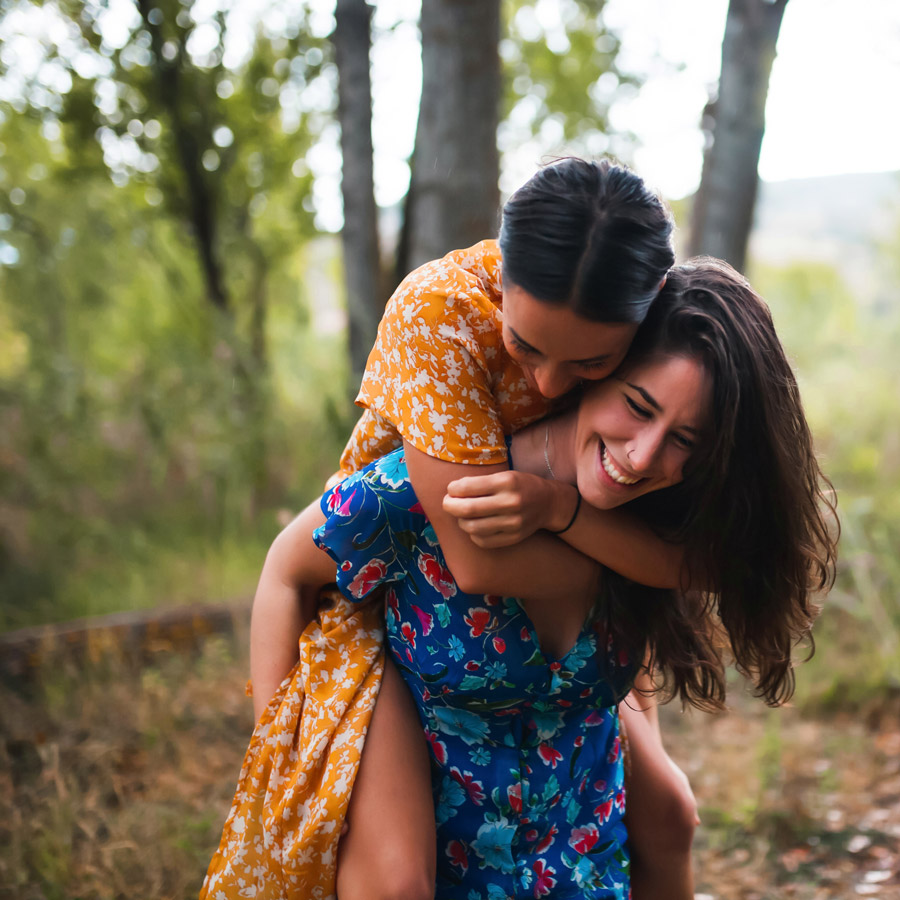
top-left (511, 411), bottom-right (578, 484)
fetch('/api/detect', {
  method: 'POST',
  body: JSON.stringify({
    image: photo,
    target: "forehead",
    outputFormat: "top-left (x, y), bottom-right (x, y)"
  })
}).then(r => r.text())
top-left (503, 285), bottom-right (637, 362)
top-left (617, 355), bottom-right (712, 428)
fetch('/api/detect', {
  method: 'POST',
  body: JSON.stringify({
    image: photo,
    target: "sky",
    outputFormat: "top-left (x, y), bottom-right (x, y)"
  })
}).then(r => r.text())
top-left (2, 0), bottom-right (899, 222)
top-left (364, 0), bottom-right (900, 207)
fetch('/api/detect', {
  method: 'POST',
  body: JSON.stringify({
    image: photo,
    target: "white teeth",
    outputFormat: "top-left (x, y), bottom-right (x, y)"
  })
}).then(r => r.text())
top-left (601, 446), bottom-right (641, 485)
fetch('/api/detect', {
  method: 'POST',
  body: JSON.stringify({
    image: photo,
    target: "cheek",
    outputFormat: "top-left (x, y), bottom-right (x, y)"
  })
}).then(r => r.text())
top-left (662, 452), bottom-right (689, 486)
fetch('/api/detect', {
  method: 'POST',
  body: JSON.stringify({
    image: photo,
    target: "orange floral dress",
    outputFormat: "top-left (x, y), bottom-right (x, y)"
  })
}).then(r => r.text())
top-left (201, 241), bottom-right (549, 899)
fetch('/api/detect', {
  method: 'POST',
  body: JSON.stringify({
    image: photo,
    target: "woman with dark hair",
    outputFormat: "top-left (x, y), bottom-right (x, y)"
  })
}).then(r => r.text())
top-left (203, 158), bottom-right (706, 898)
top-left (202, 258), bottom-right (836, 898)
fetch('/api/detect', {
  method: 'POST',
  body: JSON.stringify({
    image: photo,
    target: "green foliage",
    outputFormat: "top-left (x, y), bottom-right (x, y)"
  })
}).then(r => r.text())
top-left (749, 258), bottom-right (900, 700)
top-left (0, 3), bottom-right (354, 629)
top-left (501, 0), bottom-right (640, 159)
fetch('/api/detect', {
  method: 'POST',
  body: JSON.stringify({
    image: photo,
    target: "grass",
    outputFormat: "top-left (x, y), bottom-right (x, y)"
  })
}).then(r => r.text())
top-left (2, 639), bottom-right (898, 899)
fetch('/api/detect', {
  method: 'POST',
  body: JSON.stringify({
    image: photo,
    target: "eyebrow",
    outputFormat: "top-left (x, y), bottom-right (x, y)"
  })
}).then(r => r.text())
top-left (625, 382), bottom-right (703, 435)
top-left (509, 327), bottom-right (613, 366)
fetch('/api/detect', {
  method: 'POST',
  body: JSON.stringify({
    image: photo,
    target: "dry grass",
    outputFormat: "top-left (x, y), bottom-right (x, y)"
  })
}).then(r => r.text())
top-left (2, 637), bottom-right (898, 900)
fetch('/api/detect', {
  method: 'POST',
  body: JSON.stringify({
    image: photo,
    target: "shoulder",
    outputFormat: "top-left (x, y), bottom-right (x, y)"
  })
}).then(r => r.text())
top-left (385, 241), bottom-right (504, 331)
top-left (320, 449), bottom-right (430, 543)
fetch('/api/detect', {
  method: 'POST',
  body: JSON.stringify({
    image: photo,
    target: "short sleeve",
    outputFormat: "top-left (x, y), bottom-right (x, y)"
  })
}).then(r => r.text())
top-left (354, 241), bottom-right (512, 467)
top-left (314, 451), bottom-right (428, 602)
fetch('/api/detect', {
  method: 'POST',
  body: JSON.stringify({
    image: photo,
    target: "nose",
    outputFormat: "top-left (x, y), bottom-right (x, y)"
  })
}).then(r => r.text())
top-left (532, 363), bottom-right (576, 400)
top-left (625, 429), bottom-right (665, 475)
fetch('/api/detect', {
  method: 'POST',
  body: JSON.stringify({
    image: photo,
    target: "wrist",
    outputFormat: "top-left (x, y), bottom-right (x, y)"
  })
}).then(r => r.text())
top-left (546, 483), bottom-right (581, 534)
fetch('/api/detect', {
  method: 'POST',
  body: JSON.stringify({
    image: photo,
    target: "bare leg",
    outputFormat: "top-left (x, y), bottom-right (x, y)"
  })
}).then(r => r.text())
top-left (621, 686), bottom-right (698, 900)
top-left (336, 655), bottom-right (436, 900)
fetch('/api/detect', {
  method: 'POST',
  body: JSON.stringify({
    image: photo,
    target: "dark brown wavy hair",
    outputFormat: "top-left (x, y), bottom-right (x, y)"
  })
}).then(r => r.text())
top-left (601, 257), bottom-right (838, 710)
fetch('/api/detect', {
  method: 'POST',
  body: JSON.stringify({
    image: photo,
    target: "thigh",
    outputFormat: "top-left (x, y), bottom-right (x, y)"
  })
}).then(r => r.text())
top-left (336, 655), bottom-right (436, 899)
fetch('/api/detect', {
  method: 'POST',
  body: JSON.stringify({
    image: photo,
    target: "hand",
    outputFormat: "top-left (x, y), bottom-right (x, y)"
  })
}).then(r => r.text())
top-left (443, 470), bottom-right (579, 547)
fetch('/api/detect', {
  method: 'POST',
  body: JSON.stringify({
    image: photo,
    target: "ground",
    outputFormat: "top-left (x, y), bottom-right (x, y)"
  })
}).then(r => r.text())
top-left (1, 637), bottom-right (898, 899)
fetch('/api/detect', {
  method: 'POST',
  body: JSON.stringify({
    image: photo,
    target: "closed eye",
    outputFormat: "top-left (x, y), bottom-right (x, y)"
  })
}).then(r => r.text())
top-left (579, 359), bottom-right (613, 372)
top-left (512, 337), bottom-right (536, 356)
top-left (625, 395), bottom-right (651, 418)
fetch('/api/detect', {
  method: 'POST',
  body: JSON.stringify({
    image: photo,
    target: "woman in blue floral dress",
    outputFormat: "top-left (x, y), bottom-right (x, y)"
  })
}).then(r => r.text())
top-left (308, 259), bottom-right (837, 898)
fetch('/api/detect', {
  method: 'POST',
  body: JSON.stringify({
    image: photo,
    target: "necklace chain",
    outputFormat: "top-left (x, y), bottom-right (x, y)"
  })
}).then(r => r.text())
top-left (544, 423), bottom-right (555, 480)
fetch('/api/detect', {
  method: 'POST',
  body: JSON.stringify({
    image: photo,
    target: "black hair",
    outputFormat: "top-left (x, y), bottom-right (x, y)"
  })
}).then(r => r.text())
top-left (498, 158), bottom-right (675, 324)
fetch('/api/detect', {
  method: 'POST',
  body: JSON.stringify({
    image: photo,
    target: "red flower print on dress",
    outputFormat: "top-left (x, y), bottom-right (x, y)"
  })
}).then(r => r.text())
top-left (385, 586), bottom-right (399, 617)
top-left (400, 622), bottom-right (417, 648)
top-left (607, 735), bottom-right (621, 763)
top-left (408, 500), bottom-right (425, 515)
top-left (464, 607), bottom-right (491, 637)
top-left (417, 552), bottom-right (457, 599)
top-left (615, 789), bottom-right (626, 812)
top-left (492, 636), bottom-right (506, 654)
top-left (411, 604), bottom-right (434, 636)
top-left (568, 823), bottom-right (600, 854)
top-left (507, 782), bottom-right (522, 813)
top-left (532, 859), bottom-right (557, 896)
top-left (446, 840), bottom-right (468, 873)
top-left (465, 660), bottom-right (480, 671)
top-left (535, 824), bottom-right (558, 854)
top-left (335, 488), bottom-right (357, 516)
top-left (326, 485), bottom-right (349, 513)
top-left (347, 558), bottom-right (387, 598)
top-left (594, 798), bottom-right (613, 824)
top-left (449, 767), bottom-right (485, 805)
top-left (538, 743), bottom-right (563, 768)
top-left (424, 729), bottom-right (447, 765)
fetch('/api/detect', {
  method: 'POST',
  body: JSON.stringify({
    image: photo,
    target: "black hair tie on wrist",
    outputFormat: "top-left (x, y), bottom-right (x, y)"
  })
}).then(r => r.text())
top-left (548, 491), bottom-right (582, 535)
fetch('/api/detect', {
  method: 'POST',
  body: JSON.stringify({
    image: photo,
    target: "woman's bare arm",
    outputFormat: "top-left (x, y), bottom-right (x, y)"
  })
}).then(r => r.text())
top-left (438, 463), bottom-right (686, 590)
top-left (404, 443), bottom-right (602, 601)
top-left (249, 499), bottom-right (335, 720)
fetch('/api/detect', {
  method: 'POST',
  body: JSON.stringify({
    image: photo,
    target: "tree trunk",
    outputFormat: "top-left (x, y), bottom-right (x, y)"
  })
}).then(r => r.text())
top-left (136, 0), bottom-right (228, 312)
top-left (687, 0), bottom-right (789, 272)
top-left (401, 0), bottom-right (501, 274)
top-left (334, 0), bottom-right (381, 387)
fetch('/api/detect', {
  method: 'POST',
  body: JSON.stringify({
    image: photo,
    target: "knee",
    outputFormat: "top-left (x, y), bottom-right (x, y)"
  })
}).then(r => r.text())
top-left (359, 867), bottom-right (434, 900)
top-left (339, 854), bottom-right (434, 900)
top-left (631, 779), bottom-right (697, 858)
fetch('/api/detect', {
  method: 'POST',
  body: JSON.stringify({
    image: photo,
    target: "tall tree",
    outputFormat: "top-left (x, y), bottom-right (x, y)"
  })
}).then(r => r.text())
top-left (688, 0), bottom-right (789, 272)
top-left (333, 0), bottom-right (381, 385)
top-left (399, 0), bottom-right (502, 275)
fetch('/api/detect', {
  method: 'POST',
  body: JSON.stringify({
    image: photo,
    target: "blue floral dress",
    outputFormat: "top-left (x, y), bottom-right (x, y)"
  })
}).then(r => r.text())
top-left (314, 450), bottom-right (634, 899)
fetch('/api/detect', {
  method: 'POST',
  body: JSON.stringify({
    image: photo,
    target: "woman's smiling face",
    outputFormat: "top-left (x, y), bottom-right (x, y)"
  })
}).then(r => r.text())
top-left (502, 284), bottom-right (639, 399)
top-left (573, 354), bottom-right (712, 509)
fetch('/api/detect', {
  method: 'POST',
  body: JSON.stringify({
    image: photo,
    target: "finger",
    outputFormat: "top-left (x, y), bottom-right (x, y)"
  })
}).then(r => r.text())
top-left (443, 494), bottom-right (517, 519)
top-left (446, 472), bottom-right (513, 497)
top-left (456, 515), bottom-right (522, 537)
top-left (470, 531), bottom-right (523, 549)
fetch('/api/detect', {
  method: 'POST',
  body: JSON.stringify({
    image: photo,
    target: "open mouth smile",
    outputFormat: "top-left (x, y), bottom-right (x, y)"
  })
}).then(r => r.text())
top-left (600, 443), bottom-right (643, 486)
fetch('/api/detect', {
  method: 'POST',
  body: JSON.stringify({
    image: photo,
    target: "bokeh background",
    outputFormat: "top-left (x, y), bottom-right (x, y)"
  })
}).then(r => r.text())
top-left (1, 1), bottom-right (898, 897)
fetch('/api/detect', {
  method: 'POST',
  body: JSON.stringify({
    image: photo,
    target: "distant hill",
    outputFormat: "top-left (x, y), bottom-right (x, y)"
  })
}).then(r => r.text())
top-left (749, 171), bottom-right (900, 302)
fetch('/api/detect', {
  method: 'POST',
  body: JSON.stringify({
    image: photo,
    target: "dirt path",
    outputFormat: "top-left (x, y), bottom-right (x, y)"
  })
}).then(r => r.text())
top-left (662, 696), bottom-right (900, 899)
top-left (1, 640), bottom-right (898, 898)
